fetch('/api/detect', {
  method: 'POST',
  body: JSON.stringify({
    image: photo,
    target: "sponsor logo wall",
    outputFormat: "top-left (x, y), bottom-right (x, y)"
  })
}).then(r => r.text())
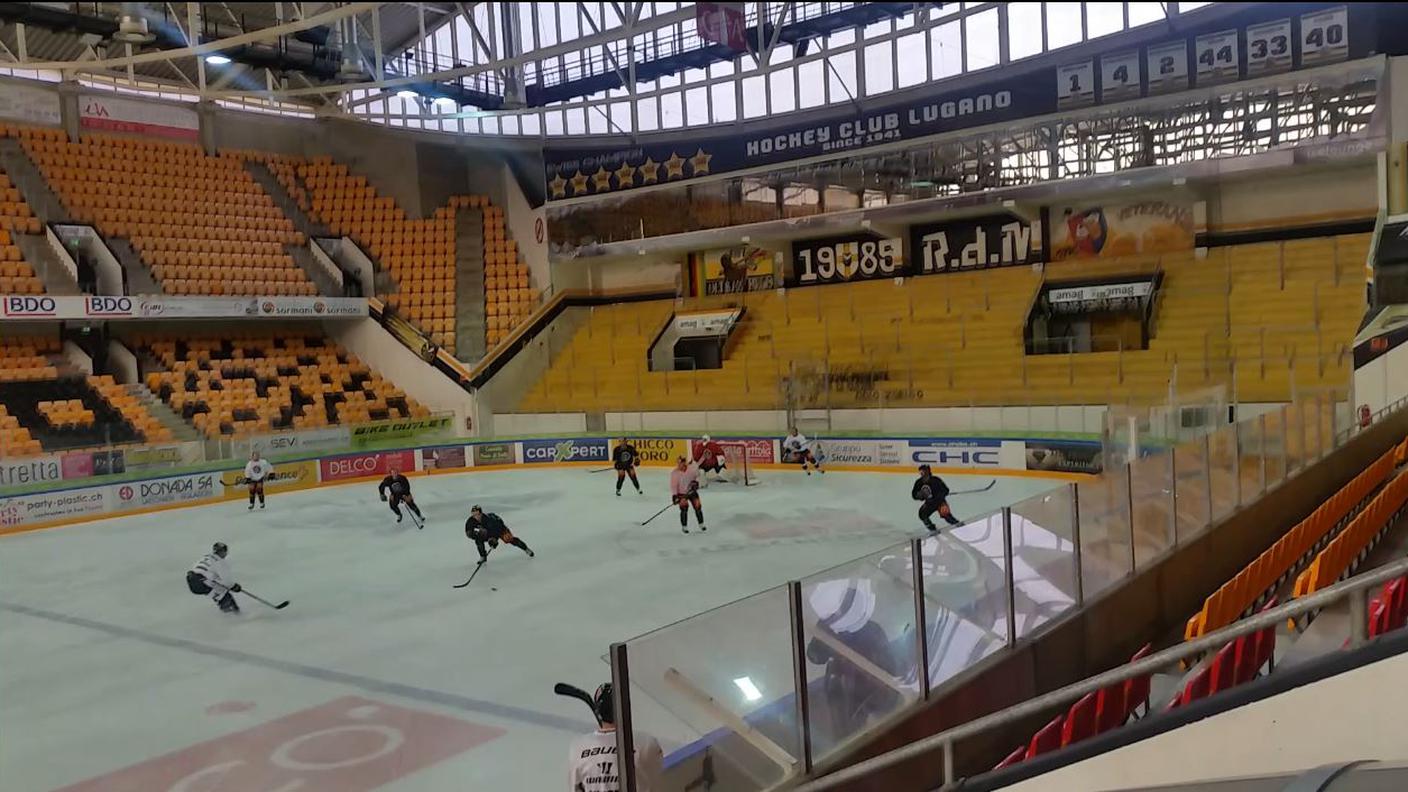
top-left (613, 438), bottom-right (689, 465)
top-left (521, 438), bottom-right (610, 464)
top-left (1025, 439), bottom-right (1105, 474)
top-left (114, 473), bottom-right (218, 508)
top-left (245, 427), bottom-right (351, 457)
top-left (814, 439), bottom-right (908, 466)
top-left (471, 442), bottom-right (517, 466)
top-left (349, 417), bottom-right (452, 449)
top-left (80, 94), bottom-right (199, 140)
top-left (0, 295), bottom-right (368, 321)
top-left (420, 446), bottom-right (468, 470)
top-left (219, 460), bottom-right (319, 496)
top-left (673, 309), bottom-right (740, 337)
top-left (0, 489), bottom-right (108, 529)
top-left (907, 439), bottom-right (1027, 470)
top-left (1048, 200), bottom-right (1193, 260)
top-left (0, 454), bottom-right (63, 488)
top-left (320, 451), bottom-right (418, 483)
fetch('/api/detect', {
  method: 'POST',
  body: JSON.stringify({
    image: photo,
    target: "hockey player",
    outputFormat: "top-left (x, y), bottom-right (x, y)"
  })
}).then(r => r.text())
top-left (186, 541), bottom-right (241, 613)
top-left (466, 505), bottom-right (535, 563)
top-left (378, 465), bottom-right (425, 528)
top-left (244, 451), bottom-right (273, 510)
top-left (912, 464), bottom-right (963, 532)
top-left (782, 427), bottom-right (823, 474)
top-left (612, 438), bottom-right (642, 497)
top-left (693, 434), bottom-right (728, 484)
top-left (567, 682), bottom-right (664, 792)
top-left (669, 456), bottom-right (706, 534)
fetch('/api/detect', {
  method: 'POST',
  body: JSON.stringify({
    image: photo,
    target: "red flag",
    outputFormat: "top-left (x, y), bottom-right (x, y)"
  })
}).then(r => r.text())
top-left (697, 2), bottom-right (747, 51)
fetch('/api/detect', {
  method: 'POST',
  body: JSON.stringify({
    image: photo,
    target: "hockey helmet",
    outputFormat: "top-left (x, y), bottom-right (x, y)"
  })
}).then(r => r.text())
top-left (213, 541), bottom-right (229, 557)
top-left (593, 682), bottom-right (615, 724)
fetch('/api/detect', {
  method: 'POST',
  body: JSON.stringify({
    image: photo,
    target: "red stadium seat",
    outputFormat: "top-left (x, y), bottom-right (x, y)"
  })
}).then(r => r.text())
top-left (1208, 641), bottom-right (1239, 694)
top-left (1178, 667), bottom-right (1212, 707)
top-left (994, 745), bottom-right (1027, 770)
top-left (1027, 715), bottom-right (1064, 758)
top-left (1060, 692), bottom-right (1098, 747)
top-left (1094, 681), bottom-right (1128, 734)
top-left (1122, 643), bottom-right (1153, 719)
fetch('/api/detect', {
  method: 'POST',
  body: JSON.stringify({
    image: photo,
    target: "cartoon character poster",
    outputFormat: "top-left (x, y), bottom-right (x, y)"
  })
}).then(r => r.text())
top-left (1050, 201), bottom-right (1194, 260)
top-left (694, 245), bottom-right (777, 295)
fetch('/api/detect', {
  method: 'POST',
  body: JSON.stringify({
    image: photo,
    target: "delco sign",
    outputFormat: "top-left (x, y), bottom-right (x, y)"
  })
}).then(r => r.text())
top-left (84, 296), bottom-right (136, 317)
top-left (2, 296), bottom-right (58, 317)
top-left (909, 440), bottom-right (1002, 468)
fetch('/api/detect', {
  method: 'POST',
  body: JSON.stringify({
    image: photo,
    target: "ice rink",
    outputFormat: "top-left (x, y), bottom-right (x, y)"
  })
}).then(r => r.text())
top-left (0, 465), bottom-right (1059, 791)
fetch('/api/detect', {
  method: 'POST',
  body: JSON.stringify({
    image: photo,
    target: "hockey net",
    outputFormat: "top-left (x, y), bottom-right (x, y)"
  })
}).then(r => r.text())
top-left (697, 440), bottom-right (759, 487)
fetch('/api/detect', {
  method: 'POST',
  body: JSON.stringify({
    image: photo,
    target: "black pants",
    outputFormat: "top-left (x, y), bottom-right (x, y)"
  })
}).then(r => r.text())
top-left (919, 499), bottom-right (961, 528)
top-left (616, 466), bottom-right (640, 493)
top-left (389, 495), bottom-right (422, 518)
top-left (248, 480), bottom-right (265, 506)
top-left (476, 534), bottom-right (531, 560)
top-left (186, 570), bottom-right (211, 595)
top-left (676, 494), bottom-right (703, 526)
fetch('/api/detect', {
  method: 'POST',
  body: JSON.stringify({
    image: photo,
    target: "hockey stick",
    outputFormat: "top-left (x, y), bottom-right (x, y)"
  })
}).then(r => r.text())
top-left (240, 589), bottom-right (289, 610)
top-left (553, 682), bottom-right (603, 725)
top-left (950, 479), bottom-right (997, 496)
top-left (589, 466), bottom-right (615, 473)
top-left (641, 501), bottom-right (674, 526)
top-left (453, 561), bottom-right (486, 589)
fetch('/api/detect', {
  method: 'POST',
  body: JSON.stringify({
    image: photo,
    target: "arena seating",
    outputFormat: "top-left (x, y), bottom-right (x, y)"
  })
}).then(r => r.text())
top-left (516, 235), bottom-right (1366, 413)
top-left (518, 300), bottom-right (678, 412)
top-left (294, 159), bottom-right (461, 350)
top-left (1183, 440), bottom-right (1404, 641)
top-left (0, 166), bottom-right (46, 294)
top-left (476, 200), bottom-right (537, 349)
top-left (135, 333), bottom-right (430, 438)
top-left (1294, 459), bottom-right (1408, 598)
top-left (16, 127), bottom-right (314, 296)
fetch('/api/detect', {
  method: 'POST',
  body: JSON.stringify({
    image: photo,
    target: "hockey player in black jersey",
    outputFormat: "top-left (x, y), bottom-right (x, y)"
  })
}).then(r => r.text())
top-left (912, 464), bottom-right (962, 532)
top-left (612, 438), bottom-right (643, 496)
top-left (466, 505), bottom-right (534, 563)
top-left (378, 466), bottom-right (425, 528)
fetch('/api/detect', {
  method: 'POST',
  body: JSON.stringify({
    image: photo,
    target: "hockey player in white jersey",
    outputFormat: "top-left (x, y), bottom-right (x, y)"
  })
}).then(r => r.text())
top-left (186, 541), bottom-right (241, 613)
top-left (782, 427), bottom-right (824, 475)
top-left (244, 451), bottom-right (273, 510)
top-left (567, 682), bottom-right (663, 792)
top-left (669, 456), bottom-right (706, 534)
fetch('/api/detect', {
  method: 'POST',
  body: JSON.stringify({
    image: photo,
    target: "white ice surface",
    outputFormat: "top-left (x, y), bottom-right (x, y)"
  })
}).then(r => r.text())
top-left (0, 467), bottom-right (1056, 791)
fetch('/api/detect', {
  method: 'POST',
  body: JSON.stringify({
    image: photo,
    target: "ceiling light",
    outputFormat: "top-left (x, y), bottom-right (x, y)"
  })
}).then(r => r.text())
top-left (432, 96), bottom-right (458, 109)
top-left (395, 89), bottom-right (419, 100)
top-left (204, 54), bottom-right (233, 66)
top-left (733, 677), bottom-right (762, 702)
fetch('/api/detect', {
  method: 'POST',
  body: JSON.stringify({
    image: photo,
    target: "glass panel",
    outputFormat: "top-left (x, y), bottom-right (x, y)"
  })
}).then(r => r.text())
top-left (1208, 424), bottom-right (1238, 520)
top-left (625, 585), bottom-right (801, 791)
top-left (800, 545), bottom-right (922, 760)
top-left (1263, 409), bottom-right (1287, 487)
top-left (1283, 401), bottom-right (1305, 473)
top-left (1173, 437), bottom-right (1211, 541)
top-left (1238, 415), bottom-right (1265, 503)
top-left (1010, 486), bottom-right (1079, 637)
top-left (1303, 394), bottom-right (1325, 462)
top-left (921, 513), bottom-right (1009, 690)
top-left (1129, 452), bottom-right (1173, 566)
top-left (1076, 466), bottom-right (1133, 598)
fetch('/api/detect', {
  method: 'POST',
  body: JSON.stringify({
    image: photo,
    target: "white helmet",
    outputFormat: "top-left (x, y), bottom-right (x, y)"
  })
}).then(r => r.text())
top-left (701, 434), bottom-right (711, 443)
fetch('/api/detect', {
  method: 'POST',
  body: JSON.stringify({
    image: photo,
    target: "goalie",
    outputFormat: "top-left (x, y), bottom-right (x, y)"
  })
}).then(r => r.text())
top-left (693, 435), bottom-right (728, 485)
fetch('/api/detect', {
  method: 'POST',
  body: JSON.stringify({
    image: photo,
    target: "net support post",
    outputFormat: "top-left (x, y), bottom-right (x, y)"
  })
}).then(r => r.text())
top-left (1002, 506), bottom-right (1017, 646)
top-left (911, 537), bottom-right (931, 699)
top-left (610, 642), bottom-right (638, 792)
top-left (787, 580), bottom-right (814, 773)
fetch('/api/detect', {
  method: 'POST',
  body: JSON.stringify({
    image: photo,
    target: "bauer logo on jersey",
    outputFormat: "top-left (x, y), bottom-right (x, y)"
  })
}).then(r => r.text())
top-left (522, 438), bottom-right (610, 464)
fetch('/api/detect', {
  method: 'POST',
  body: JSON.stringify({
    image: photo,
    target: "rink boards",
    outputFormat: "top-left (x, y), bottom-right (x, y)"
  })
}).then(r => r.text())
top-left (0, 434), bottom-right (1098, 534)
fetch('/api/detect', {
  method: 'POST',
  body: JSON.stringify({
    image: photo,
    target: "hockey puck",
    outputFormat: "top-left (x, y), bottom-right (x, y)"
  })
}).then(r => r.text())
top-left (491, 587), bottom-right (498, 591)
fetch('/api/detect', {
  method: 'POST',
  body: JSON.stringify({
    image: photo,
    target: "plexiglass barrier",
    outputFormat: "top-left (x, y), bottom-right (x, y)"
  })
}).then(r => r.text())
top-left (607, 396), bottom-right (1363, 791)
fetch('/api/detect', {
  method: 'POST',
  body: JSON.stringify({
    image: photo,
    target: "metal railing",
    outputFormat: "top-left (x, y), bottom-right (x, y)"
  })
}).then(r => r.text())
top-left (792, 554), bottom-right (1408, 791)
top-left (603, 392), bottom-right (1365, 792)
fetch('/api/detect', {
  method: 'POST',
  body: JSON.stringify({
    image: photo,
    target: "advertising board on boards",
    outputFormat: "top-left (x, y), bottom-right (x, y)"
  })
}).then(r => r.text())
top-left (521, 438), bottom-right (610, 464)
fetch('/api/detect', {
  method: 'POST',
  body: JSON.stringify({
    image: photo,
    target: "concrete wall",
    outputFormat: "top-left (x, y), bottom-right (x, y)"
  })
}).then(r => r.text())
top-left (326, 317), bottom-right (475, 431)
top-left (1001, 649), bottom-right (1408, 792)
top-left (1208, 164), bottom-right (1378, 231)
top-left (501, 164), bottom-right (549, 292)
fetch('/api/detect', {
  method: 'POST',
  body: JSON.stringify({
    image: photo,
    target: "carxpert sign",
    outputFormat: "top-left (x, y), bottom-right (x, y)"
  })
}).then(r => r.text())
top-left (471, 442), bottom-right (516, 466)
top-left (113, 473), bottom-right (218, 509)
top-left (613, 438), bottom-right (688, 465)
top-left (908, 439), bottom-right (1026, 469)
top-left (521, 438), bottom-right (610, 464)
